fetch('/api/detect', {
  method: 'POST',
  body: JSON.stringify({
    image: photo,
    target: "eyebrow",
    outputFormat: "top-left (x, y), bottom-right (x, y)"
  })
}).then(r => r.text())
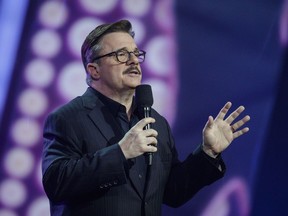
top-left (114, 47), bottom-right (139, 52)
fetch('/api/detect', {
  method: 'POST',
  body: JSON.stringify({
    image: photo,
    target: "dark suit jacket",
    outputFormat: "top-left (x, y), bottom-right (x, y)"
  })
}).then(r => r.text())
top-left (42, 87), bottom-right (225, 216)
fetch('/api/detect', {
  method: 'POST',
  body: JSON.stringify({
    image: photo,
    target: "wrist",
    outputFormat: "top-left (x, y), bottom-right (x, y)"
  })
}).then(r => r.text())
top-left (202, 144), bottom-right (219, 158)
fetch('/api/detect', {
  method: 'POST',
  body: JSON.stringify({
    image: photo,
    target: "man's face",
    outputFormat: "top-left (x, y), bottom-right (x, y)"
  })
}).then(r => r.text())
top-left (95, 32), bottom-right (142, 94)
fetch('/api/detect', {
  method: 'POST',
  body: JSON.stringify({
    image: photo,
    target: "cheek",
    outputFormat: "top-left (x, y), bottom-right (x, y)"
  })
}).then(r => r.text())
top-left (107, 70), bottom-right (123, 84)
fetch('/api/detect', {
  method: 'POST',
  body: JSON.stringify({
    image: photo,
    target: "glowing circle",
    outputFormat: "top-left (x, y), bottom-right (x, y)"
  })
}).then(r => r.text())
top-left (145, 36), bottom-right (174, 76)
top-left (17, 88), bottom-right (48, 117)
top-left (38, 1), bottom-right (68, 28)
top-left (31, 29), bottom-right (61, 58)
top-left (154, 0), bottom-right (174, 31)
top-left (141, 79), bottom-right (169, 116)
top-left (124, 18), bottom-right (146, 44)
top-left (36, 160), bottom-right (44, 191)
top-left (11, 118), bottom-right (41, 147)
top-left (4, 148), bottom-right (35, 178)
top-left (0, 179), bottom-right (27, 208)
top-left (79, 0), bottom-right (118, 14)
top-left (57, 61), bottom-right (87, 101)
top-left (25, 59), bottom-right (55, 88)
top-left (122, 0), bottom-right (151, 16)
top-left (27, 196), bottom-right (50, 216)
top-left (67, 17), bottom-right (103, 57)
top-left (0, 209), bottom-right (18, 216)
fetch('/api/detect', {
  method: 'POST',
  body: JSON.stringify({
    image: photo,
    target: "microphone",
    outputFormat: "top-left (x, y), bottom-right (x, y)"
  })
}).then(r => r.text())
top-left (135, 84), bottom-right (154, 166)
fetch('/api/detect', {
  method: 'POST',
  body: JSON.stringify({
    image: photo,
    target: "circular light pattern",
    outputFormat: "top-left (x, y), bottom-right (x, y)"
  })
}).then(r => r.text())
top-left (11, 118), bottom-right (41, 147)
top-left (31, 29), bottom-right (61, 58)
top-left (142, 79), bottom-right (171, 119)
top-left (17, 88), bottom-right (48, 117)
top-left (38, 1), bottom-right (68, 28)
top-left (0, 209), bottom-right (18, 216)
top-left (79, 0), bottom-right (119, 14)
top-left (4, 148), bottom-right (35, 179)
top-left (154, 0), bottom-right (174, 31)
top-left (25, 59), bottom-right (55, 88)
top-left (0, 179), bottom-right (27, 208)
top-left (124, 17), bottom-right (146, 45)
top-left (57, 61), bottom-right (87, 101)
top-left (1, 2), bottom-right (178, 216)
top-left (122, 0), bottom-right (151, 17)
top-left (145, 36), bottom-right (174, 76)
top-left (67, 17), bottom-right (103, 57)
top-left (26, 196), bottom-right (50, 216)
top-left (36, 159), bottom-right (44, 191)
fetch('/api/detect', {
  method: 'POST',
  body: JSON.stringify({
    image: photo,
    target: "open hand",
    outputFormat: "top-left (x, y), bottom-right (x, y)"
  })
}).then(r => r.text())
top-left (202, 102), bottom-right (250, 158)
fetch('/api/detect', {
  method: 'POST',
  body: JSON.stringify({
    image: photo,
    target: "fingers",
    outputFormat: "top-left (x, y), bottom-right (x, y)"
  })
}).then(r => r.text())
top-left (231, 115), bottom-right (250, 132)
top-left (132, 117), bottom-right (155, 131)
top-left (225, 105), bottom-right (245, 124)
top-left (119, 118), bottom-right (158, 159)
top-left (233, 127), bottom-right (250, 139)
top-left (145, 136), bottom-right (158, 149)
top-left (215, 102), bottom-right (232, 120)
top-left (211, 102), bottom-right (250, 139)
top-left (230, 113), bottom-right (250, 140)
top-left (216, 102), bottom-right (248, 125)
top-left (142, 128), bottom-right (158, 140)
top-left (131, 117), bottom-right (158, 142)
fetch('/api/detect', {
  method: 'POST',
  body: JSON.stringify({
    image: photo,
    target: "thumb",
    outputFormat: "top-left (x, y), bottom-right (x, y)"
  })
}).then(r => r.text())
top-left (133, 117), bottom-right (155, 131)
top-left (204, 116), bottom-right (214, 131)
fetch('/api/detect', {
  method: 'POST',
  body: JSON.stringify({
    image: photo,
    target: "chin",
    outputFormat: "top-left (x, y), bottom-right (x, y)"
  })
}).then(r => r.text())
top-left (127, 81), bottom-right (142, 89)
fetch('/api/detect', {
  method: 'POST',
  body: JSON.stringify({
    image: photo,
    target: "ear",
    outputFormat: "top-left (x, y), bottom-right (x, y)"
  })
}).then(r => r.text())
top-left (87, 63), bottom-right (100, 80)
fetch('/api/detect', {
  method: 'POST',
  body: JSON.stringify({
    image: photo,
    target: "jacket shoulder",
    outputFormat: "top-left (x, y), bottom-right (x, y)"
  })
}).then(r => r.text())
top-left (46, 96), bottom-right (88, 122)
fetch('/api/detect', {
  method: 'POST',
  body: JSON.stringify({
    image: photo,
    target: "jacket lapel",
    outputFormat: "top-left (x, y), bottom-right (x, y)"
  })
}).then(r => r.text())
top-left (82, 87), bottom-right (123, 145)
top-left (81, 88), bottom-right (145, 199)
top-left (88, 106), bottom-right (124, 146)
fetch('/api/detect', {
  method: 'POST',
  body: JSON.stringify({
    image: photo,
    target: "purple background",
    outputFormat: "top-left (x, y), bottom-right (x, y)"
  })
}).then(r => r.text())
top-left (0, 0), bottom-right (287, 215)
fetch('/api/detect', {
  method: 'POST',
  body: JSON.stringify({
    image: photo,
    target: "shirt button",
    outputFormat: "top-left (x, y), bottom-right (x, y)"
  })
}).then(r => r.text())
top-left (138, 174), bottom-right (142, 179)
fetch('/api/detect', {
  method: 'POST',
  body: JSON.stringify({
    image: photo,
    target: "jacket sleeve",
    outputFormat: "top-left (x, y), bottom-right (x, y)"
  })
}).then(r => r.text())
top-left (162, 119), bottom-right (226, 208)
top-left (42, 112), bottom-right (127, 203)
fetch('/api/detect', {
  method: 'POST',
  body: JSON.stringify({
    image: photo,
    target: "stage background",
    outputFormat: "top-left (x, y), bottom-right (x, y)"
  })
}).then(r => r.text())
top-left (0, 0), bottom-right (287, 215)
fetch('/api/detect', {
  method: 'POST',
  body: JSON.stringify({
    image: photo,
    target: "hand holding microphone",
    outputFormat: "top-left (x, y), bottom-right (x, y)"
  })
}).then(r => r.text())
top-left (118, 85), bottom-right (157, 165)
top-left (135, 84), bottom-right (156, 165)
top-left (119, 117), bottom-right (157, 159)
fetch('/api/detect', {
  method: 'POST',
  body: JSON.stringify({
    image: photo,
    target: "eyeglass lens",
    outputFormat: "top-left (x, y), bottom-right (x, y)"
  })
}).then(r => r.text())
top-left (116, 50), bottom-right (145, 63)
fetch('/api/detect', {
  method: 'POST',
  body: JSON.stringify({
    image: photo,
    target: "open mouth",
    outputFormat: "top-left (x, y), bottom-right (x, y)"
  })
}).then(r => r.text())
top-left (125, 67), bottom-right (141, 75)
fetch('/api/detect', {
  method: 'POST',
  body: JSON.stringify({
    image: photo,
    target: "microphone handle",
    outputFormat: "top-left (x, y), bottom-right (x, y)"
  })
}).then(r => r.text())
top-left (143, 107), bottom-right (153, 165)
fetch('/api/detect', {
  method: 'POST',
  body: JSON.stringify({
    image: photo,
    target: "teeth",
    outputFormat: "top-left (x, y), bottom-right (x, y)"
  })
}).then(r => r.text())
top-left (125, 68), bottom-right (140, 75)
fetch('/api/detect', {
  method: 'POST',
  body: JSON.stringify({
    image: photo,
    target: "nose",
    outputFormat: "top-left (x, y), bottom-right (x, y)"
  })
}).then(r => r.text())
top-left (126, 52), bottom-right (139, 65)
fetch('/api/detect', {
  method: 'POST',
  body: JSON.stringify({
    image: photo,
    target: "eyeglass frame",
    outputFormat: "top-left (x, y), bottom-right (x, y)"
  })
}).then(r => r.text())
top-left (92, 48), bottom-right (146, 64)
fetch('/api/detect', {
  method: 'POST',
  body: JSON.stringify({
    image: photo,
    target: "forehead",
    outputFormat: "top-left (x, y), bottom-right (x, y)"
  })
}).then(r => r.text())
top-left (100, 32), bottom-right (137, 51)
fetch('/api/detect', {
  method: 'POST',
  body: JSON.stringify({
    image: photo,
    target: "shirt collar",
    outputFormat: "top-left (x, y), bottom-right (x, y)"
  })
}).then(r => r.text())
top-left (89, 87), bottom-right (137, 116)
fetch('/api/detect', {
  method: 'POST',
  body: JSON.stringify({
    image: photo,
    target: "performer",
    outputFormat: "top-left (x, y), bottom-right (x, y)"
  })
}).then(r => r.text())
top-left (42, 20), bottom-right (250, 216)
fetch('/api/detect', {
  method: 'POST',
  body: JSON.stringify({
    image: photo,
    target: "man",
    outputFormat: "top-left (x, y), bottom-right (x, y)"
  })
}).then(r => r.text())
top-left (42, 20), bottom-right (250, 216)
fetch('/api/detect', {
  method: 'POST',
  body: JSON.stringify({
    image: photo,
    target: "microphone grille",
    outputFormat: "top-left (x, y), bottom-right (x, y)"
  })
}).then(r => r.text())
top-left (135, 84), bottom-right (154, 107)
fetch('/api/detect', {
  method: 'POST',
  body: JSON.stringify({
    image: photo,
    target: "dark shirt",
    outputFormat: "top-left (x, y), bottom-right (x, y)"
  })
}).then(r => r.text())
top-left (92, 88), bottom-right (147, 193)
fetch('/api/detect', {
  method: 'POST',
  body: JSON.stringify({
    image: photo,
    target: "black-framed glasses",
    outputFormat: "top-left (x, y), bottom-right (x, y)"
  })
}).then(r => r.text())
top-left (93, 49), bottom-right (146, 63)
